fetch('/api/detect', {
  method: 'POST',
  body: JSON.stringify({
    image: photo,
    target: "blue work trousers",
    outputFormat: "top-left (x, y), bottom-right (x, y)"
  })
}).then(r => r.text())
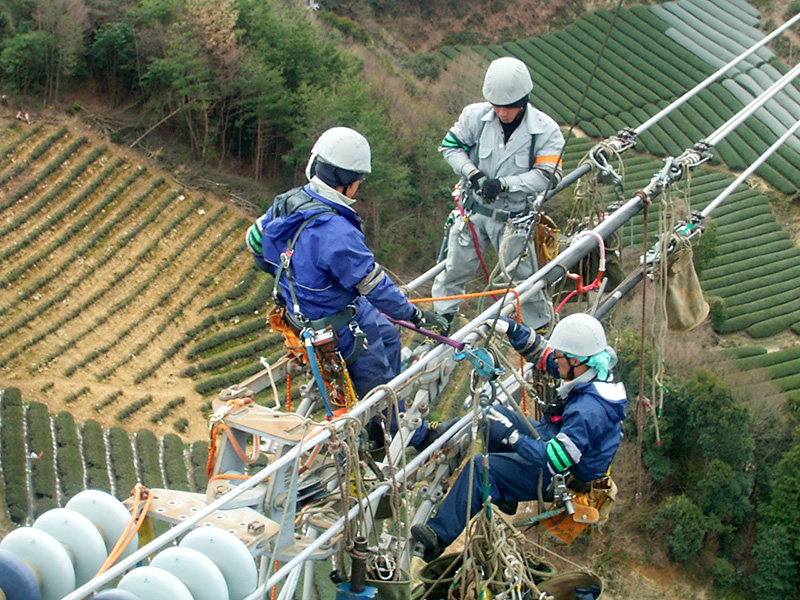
top-left (341, 298), bottom-right (428, 447)
top-left (428, 408), bottom-right (550, 545)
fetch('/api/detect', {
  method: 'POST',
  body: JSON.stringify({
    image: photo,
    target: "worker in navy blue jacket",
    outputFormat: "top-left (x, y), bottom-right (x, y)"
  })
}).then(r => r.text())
top-left (246, 127), bottom-right (448, 448)
top-left (412, 313), bottom-right (627, 560)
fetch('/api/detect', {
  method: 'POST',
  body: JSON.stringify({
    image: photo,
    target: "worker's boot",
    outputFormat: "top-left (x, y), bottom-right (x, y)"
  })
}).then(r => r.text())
top-left (410, 523), bottom-right (445, 562)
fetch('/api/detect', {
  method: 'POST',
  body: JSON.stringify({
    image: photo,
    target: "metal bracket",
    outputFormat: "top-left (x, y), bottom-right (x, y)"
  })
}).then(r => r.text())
top-left (453, 346), bottom-right (505, 381)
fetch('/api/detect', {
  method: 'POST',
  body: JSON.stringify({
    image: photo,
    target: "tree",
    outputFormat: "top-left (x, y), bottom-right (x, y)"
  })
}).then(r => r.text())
top-left (0, 30), bottom-right (52, 93)
top-left (750, 524), bottom-right (799, 600)
top-left (34, 0), bottom-right (89, 101)
top-left (90, 21), bottom-right (138, 99)
top-left (649, 495), bottom-right (707, 562)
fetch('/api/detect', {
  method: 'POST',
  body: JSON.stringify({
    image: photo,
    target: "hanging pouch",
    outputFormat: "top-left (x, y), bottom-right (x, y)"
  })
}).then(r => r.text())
top-left (661, 235), bottom-right (709, 331)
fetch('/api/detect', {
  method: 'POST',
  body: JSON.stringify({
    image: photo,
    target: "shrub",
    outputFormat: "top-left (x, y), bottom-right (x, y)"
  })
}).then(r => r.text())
top-left (54, 411), bottom-right (83, 498)
top-left (116, 395), bottom-right (153, 421)
top-left (750, 524), bottom-right (799, 600)
top-left (1, 389), bottom-right (28, 522)
top-left (27, 402), bottom-right (57, 517)
top-left (174, 417), bottom-right (189, 433)
top-left (162, 434), bottom-right (190, 491)
top-left (108, 427), bottom-right (137, 500)
top-left (135, 429), bottom-right (162, 488)
top-left (150, 397), bottom-right (186, 423)
top-left (82, 420), bottom-right (110, 492)
top-left (189, 441), bottom-right (209, 492)
top-left (649, 495), bottom-right (707, 562)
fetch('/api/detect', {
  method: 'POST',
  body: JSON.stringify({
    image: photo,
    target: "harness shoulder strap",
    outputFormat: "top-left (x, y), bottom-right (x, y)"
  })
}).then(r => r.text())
top-left (273, 210), bottom-right (336, 314)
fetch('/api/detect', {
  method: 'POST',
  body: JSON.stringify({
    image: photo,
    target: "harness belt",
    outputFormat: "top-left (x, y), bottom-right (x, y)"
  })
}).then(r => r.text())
top-left (284, 305), bottom-right (367, 365)
top-left (272, 208), bottom-right (367, 366)
top-left (461, 194), bottom-right (527, 222)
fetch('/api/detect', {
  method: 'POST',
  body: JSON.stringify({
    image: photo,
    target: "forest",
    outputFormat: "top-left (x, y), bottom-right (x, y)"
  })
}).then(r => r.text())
top-left (1, 0), bottom-right (800, 598)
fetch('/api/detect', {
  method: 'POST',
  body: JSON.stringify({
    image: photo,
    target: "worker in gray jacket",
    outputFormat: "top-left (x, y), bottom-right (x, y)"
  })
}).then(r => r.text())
top-left (432, 56), bottom-right (565, 331)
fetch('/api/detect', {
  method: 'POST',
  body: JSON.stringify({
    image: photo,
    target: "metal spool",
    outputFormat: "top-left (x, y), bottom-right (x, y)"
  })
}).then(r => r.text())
top-left (33, 508), bottom-right (108, 586)
top-left (66, 490), bottom-right (138, 560)
top-left (0, 548), bottom-right (43, 600)
top-left (117, 566), bottom-right (194, 600)
top-left (150, 546), bottom-right (229, 600)
top-left (0, 527), bottom-right (75, 600)
top-left (179, 527), bottom-right (257, 600)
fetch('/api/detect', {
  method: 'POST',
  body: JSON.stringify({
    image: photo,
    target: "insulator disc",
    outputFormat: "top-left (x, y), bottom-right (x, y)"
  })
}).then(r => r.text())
top-left (65, 489), bottom-right (138, 560)
top-left (0, 548), bottom-right (43, 600)
top-left (33, 508), bottom-right (107, 586)
top-left (179, 527), bottom-right (257, 600)
top-left (117, 566), bottom-right (194, 600)
top-left (94, 591), bottom-right (143, 600)
top-left (151, 547), bottom-right (229, 600)
top-left (0, 528), bottom-right (75, 600)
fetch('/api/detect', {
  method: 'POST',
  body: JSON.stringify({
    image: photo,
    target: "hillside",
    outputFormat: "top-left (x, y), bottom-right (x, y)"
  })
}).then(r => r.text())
top-left (0, 112), bottom-right (254, 441)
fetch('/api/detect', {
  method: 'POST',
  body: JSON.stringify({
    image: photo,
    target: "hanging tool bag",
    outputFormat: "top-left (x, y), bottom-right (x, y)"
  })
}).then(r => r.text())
top-left (660, 234), bottom-right (709, 331)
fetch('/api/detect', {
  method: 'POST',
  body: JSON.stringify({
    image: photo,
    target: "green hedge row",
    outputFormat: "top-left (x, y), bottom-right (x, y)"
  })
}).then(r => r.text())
top-left (135, 429), bottom-right (163, 489)
top-left (65, 386), bottom-right (90, 404)
top-left (116, 396), bottom-right (153, 421)
top-left (190, 441), bottom-right (209, 492)
top-left (196, 335), bottom-right (283, 374)
top-left (162, 434), bottom-right (190, 492)
top-left (217, 279), bottom-right (273, 322)
top-left (0, 171), bottom-right (155, 361)
top-left (96, 391), bottom-right (123, 411)
top-left (187, 316), bottom-right (269, 359)
top-left (0, 157), bottom-right (124, 307)
top-left (27, 402), bottom-right (57, 517)
top-left (82, 419), bottom-right (110, 492)
top-left (195, 357), bottom-right (270, 395)
top-left (0, 126), bottom-right (68, 189)
top-left (54, 411), bottom-right (83, 499)
top-left (150, 397), bottom-right (186, 423)
top-left (108, 427), bottom-right (137, 500)
top-left (0, 136), bottom-right (88, 213)
top-left (1, 388), bottom-right (28, 522)
top-left (0, 145), bottom-right (104, 244)
top-left (0, 123), bottom-right (44, 164)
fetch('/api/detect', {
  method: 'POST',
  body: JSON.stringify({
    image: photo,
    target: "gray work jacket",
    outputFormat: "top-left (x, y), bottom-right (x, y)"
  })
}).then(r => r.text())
top-left (440, 102), bottom-right (565, 214)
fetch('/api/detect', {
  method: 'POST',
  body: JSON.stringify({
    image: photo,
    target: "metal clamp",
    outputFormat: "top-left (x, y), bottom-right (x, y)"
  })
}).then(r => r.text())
top-left (453, 346), bottom-right (505, 381)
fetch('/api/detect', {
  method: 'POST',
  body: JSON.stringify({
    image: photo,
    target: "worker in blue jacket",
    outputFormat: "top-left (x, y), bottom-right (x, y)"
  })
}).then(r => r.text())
top-left (411, 313), bottom-right (627, 560)
top-left (246, 127), bottom-right (449, 449)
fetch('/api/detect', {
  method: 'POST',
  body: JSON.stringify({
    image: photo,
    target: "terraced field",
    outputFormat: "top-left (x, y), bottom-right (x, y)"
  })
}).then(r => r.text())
top-left (0, 117), bottom-right (256, 440)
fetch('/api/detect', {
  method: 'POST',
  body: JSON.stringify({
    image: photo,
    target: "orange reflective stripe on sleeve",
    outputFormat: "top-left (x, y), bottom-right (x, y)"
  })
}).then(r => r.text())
top-left (535, 155), bottom-right (563, 167)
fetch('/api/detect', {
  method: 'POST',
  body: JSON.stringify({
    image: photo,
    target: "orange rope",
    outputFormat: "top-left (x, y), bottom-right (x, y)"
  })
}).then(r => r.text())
top-left (94, 484), bottom-right (154, 577)
top-left (270, 559), bottom-right (280, 600)
top-left (218, 423), bottom-right (259, 465)
top-left (209, 473), bottom-right (251, 481)
top-left (409, 288), bottom-right (522, 305)
top-left (206, 425), bottom-right (219, 479)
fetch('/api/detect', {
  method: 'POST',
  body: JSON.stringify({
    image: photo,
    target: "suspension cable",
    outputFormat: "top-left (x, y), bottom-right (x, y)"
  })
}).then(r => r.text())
top-left (705, 62), bottom-right (800, 146)
top-left (636, 12), bottom-right (800, 136)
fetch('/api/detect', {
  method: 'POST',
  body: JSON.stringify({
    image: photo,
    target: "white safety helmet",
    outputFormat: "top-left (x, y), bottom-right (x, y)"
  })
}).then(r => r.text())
top-left (304, 126), bottom-right (372, 181)
top-left (547, 313), bottom-right (607, 357)
top-left (482, 57), bottom-right (534, 106)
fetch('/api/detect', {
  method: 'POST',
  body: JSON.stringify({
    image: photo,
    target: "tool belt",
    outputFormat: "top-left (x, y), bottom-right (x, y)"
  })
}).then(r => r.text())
top-left (283, 305), bottom-right (367, 365)
top-left (461, 194), bottom-right (527, 222)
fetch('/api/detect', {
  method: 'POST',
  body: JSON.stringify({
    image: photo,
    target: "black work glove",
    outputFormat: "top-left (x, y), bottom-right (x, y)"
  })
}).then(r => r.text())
top-left (481, 177), bottom-right (507, 202)
top-left (468, 169), bottom-right (487, 191)
top-left (412, 308), bottom-right (450, 335)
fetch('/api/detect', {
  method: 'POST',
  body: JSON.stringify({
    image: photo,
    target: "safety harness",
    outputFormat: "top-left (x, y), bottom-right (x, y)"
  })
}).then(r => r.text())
top-left (266, 207), bottom-right (366, 417)
top-left (271, 209), bottom-right (368, 366)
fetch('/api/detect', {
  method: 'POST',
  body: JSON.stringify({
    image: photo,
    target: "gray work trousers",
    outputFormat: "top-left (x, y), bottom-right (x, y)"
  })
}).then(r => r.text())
top-left (431, 210), bottom-right (550, 329)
